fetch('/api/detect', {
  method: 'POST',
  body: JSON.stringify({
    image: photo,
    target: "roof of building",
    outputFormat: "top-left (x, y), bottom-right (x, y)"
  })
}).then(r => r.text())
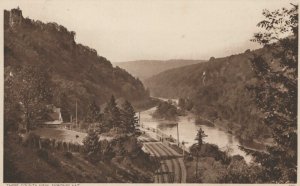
top-left (44, 121), bottom-right (63, 125)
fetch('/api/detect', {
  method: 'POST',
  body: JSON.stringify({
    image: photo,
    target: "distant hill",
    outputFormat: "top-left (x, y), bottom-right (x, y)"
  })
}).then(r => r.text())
top-left (145, 48), bottom-right (274, 141)
top-left (4, 8), bottom-right (150, 119)
top-left (145, 50), bottom-right (259, 98)
top-left (114, 59), bottom-right (205, 81)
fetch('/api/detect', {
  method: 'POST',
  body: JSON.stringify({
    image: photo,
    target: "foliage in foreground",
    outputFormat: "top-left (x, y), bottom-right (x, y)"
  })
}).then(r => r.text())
top-left (5, 65), bottom-right (53, 133)
top-left (243, 4), bottom-right (298, 183)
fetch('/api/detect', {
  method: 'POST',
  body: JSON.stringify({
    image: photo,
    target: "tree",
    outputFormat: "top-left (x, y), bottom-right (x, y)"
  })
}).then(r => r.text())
top-left (153, 101), bottom-right (178, 120)
top-left (100, 139), bottom-right (114, 161)
top-left (83, 130), bottom-right (101, 163)
top-left (103, 95), bottom-right (121, 129)
top-left (4, 69), bottom-right (22, 135)
top-left (225, 158), bottom-right (263, 183)
top-left (121, 100), bottom-right (138, 132)
top-left (185, 98), bottom-right (194, 111)
top-left (227, 122), bottom-right (234, 132)
top-left (178, 98), bottom-right (186, 110)
top-left (52, 90), bottom-right (71, 122)
top-left (242, 4), bottom-right (298, 183)
top-left (11, 65), bottom-right (52, 132)
top-left (192, 128), bottom-right (207, 180)
top-left (85, 100), bottom-right (101, 123)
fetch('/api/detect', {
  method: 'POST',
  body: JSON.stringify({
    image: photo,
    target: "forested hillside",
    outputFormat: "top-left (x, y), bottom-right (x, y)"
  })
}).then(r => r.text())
top-left (114, 59), bottom-right (205, 81)
top-left (145, 48), bottom-right (275, 141)
top-left (4, 8), bottom-right (150, 120)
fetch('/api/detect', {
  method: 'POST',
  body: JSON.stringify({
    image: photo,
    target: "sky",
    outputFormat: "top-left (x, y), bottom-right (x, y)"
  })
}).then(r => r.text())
top-left (1, 0), bottom-right (297, 62)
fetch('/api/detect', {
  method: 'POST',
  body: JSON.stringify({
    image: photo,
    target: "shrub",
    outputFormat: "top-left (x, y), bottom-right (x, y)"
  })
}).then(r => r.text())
top-left (100, 140), bottom-right (115, 162)
top-left (185, 154), bottom-right (194, 161)
top-left (63, 142), bottom-right (68, 151)
top-left (56, 141), bottom-right (63, 150)
top-left (4, 157), bottom-right (21, 182)
top-left (152, 101), bottom-right (178, 120)
top-left (83, 130), bottom-right (100, 153)
top-left (49, 139), bottom-right (55, 149)
top-left (76, 164), bottom-right (82, 170)
top-left (225, 159), bottom-right (253, 183)
top-left (83, 130), bottom-right (101, 163)
top-left (47, 155), bottom-right (61, 168)
top-left (231, 155), bottom-right (244, 162)
top-left (21, 132), bottom-right (40, 147)
top-left (86, 152), bottom-right (99, 163)
top-left (41, 138), bottom-right (51, 149)
top-left (108, 127), bottom-right (127, 137)
top-left (37, 148), bottom-right (49, 160)
top-left (63, 151), bottom-right (73, 159)
top-left (36, 149), bottom-right (61, 168)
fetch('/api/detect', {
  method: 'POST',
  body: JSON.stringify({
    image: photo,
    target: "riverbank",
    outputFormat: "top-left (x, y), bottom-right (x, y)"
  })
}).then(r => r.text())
top-left (140, 105), bottom-right (251, 161)
top-left (190, 111), bottom-right (273, 152)
top-left (132, 97), bottom-right (161, 112)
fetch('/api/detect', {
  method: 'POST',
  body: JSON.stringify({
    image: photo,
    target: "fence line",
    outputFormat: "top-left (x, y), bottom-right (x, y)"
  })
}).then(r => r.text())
top-left (140, 124), bottom-right (189, 153)
top-left (18, 133), bottom-right (84, 153)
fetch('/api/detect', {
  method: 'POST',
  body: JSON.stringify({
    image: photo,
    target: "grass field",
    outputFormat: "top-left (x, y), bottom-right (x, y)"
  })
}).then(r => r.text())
top-left (34, 128), bottom-right (87, 144)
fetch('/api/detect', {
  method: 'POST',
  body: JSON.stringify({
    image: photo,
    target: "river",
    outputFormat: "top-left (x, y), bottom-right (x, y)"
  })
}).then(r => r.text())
top-left (140, 104), bottom-right (262, 163)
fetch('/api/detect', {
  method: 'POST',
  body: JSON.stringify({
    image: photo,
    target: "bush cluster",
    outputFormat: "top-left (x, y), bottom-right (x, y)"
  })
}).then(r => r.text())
top-left (36, 149), bottom-right (61, 168)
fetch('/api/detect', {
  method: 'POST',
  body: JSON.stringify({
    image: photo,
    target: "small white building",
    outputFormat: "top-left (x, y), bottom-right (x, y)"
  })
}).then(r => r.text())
top-left (41, 107), bottom-right (63, 127)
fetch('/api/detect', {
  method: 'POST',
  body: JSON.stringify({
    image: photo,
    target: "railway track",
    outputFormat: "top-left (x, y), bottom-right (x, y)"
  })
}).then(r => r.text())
top-left (156, 143), bottom-right (182, 183)
top-left (148, 143), bottom-right (173, 183)
top-left (143, 142), bottom-right (186, 183)
top-left (144, 143), bottom-right (169, 183)
top-left (160, 143), bottom-right (187, 183)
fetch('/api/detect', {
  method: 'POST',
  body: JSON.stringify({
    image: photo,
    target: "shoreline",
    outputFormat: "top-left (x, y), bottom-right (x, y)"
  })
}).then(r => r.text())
top-left (193, 113), bottom-right (273, 152)
top-left (140, 100), bottom-right (271, 161)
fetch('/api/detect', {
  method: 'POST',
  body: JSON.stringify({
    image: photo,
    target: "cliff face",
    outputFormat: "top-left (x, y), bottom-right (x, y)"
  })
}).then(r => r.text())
top-left (4, 8), bottom-right (149, 118)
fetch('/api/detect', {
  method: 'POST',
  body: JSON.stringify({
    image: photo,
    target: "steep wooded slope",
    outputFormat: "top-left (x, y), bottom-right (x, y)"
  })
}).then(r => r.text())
top-left (4, 8), bottom-right (149, 119)
top-left (145, 49), bottom-right (273, 141)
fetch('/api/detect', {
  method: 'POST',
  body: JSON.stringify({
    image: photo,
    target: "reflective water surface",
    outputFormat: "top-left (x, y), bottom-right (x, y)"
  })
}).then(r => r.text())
top-left (140, 106), bottom-right (261, 163)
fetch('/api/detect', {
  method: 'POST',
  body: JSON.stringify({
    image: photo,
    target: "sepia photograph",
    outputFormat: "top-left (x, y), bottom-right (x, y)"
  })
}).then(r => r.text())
top-left (2, 0), bottom-right (298, 184)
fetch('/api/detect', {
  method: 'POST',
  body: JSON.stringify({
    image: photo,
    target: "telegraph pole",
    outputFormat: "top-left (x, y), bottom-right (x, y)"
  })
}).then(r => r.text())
top-left (177, 123), bottom-right (179, 146)
top-left (70, 115), bottom-right (73, 129)
top-left (139, 112), bottom-right (141, 126)
top-left (182, 141), bottom-right (185, 158)
top-left (75, 99), bottom-right (78, 128)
